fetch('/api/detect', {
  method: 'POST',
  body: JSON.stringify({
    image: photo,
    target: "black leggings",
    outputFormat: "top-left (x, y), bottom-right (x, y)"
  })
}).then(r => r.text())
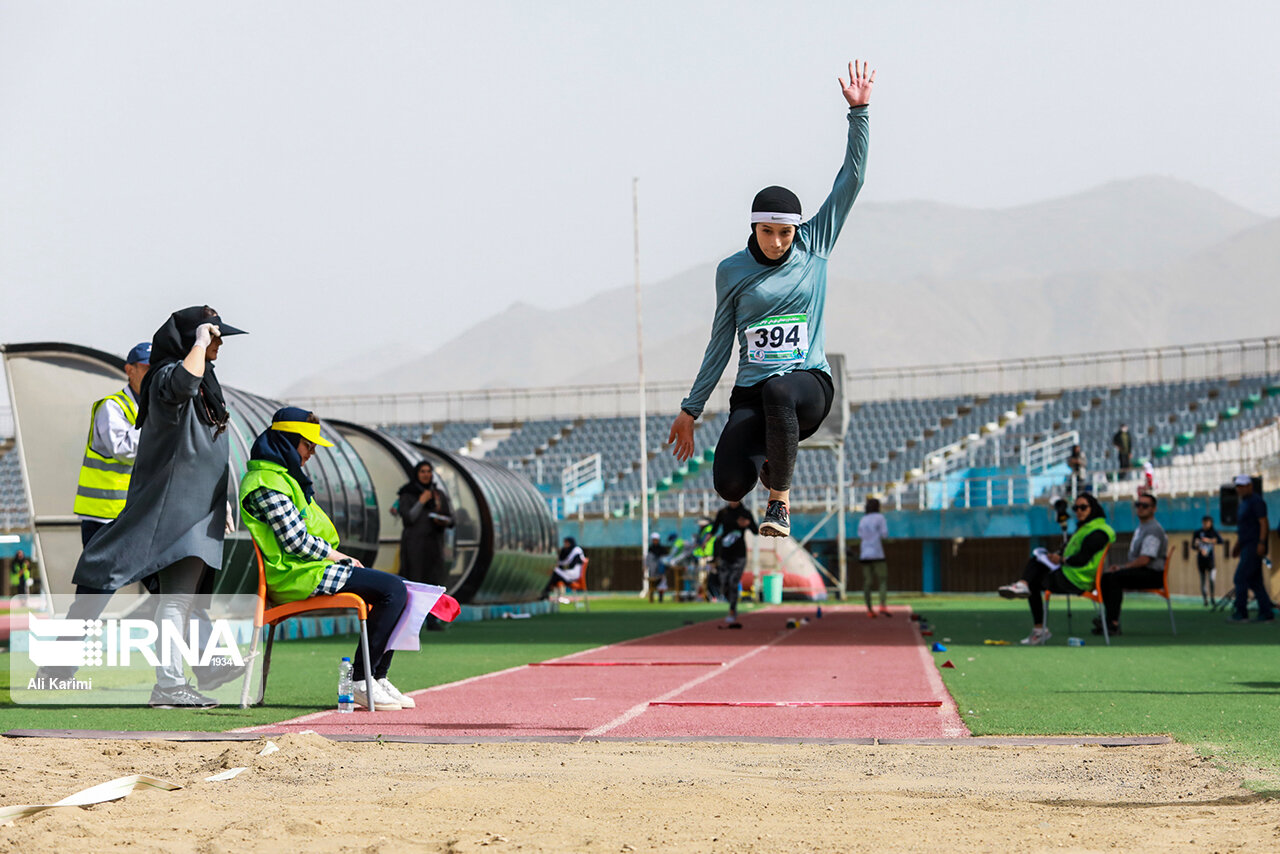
top-left (1020, 557), bottom-right (1085, 624)
top-left (713, 371), bottom-right (832, 501)
top-left (335, 567), bottom-right (408, 681)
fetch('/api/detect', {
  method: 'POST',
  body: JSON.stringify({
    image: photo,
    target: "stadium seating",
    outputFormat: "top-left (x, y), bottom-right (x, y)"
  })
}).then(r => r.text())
top-left (2, 374), bottom-right (1279, 528)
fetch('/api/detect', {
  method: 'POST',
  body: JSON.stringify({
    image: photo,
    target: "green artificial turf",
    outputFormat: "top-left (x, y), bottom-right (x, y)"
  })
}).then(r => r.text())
top-left (913, 594), bottom-right (1280, 788)
top-left (0, 597), bottom-right (735, 733)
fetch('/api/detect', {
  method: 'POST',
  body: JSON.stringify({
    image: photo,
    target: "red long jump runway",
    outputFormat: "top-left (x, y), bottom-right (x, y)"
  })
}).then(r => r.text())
top-left (238, 606), bottom-right (968, 741)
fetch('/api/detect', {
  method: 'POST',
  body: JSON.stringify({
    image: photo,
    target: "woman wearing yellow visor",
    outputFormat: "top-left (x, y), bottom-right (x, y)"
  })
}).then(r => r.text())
top-left (238, 407), bottom-right (413, 711)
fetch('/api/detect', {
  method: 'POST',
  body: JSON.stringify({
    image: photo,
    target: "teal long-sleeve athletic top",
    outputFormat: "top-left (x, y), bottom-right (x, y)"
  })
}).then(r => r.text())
top-left (679, 105), bottom-right (869, 418)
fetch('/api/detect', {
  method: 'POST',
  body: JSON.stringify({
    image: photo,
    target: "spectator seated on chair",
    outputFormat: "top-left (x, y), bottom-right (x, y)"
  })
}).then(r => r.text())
top-left (547, 537), bottom-right (585, 603)
top-left (998, 493), bottom-right (1116, 646)
top-left (1095, 493), bottom-right (1168, 636)
top-left (238, 407), bottom-right (412, 712)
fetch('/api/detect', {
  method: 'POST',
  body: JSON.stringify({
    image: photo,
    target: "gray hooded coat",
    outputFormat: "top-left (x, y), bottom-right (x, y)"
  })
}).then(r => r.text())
top-left (72, 361), bottom-right (229, 590)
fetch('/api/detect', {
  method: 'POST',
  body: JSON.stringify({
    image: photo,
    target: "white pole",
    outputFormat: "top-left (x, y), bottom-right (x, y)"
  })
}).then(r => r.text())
top-left (837, 443), bottom-right (847, 601)
top-left (634, 177), bottom-right (650, 597)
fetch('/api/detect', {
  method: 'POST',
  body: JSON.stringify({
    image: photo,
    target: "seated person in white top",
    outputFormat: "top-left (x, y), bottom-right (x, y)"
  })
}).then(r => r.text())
top-left (548, 537), bottom-right (586, 603)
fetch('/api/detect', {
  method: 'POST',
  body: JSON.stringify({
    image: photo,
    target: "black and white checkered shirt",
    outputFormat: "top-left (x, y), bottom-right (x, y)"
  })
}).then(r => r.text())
top-left (244, 486), bottom-right (352, 596)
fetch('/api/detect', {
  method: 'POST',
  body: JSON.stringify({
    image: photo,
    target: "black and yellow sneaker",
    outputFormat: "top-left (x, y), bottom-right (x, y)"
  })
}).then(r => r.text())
top-left (759, 500), bottom-right (791, 538)
top-left (148, 683), bottom-right (219, 709)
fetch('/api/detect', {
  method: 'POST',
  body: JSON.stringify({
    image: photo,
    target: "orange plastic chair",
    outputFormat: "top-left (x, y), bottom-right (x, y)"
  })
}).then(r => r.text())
top-left (1126, 551), bottom-right (1176, 636)
top-left (239, 540), bottom-right (378, 711)
top-left (1045, 544), bottom-right (1112, 644)
top-left (566, 557), bottom-right (590, 611)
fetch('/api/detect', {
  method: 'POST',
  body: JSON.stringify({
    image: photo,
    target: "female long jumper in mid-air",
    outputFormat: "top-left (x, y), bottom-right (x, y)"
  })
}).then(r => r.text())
top-left (668, 60), bottom-right (874, 538)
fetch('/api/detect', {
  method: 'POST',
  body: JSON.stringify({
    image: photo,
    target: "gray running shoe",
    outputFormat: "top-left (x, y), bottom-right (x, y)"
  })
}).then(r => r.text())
top-left (149, 683), bottom-right (219, 709)
top-left (759, 500), bottom-right (790, 538)
top-left (192, 663), bottom-right (246, 692)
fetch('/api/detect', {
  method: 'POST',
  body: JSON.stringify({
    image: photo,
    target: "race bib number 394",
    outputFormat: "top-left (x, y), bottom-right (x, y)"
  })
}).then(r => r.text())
top-left (746, 314), bottom-right (809, 365)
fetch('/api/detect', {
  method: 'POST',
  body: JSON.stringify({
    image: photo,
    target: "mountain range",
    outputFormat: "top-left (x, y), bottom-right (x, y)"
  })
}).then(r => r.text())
top-left (283, 176), bottom-right (1274, 398)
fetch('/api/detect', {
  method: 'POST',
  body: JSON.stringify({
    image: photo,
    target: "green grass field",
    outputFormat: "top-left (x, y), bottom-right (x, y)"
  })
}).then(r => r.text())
top-left (917, 594), bottom-right (1280, 789)
top-left (3, 595), bottom-right (1277, 788)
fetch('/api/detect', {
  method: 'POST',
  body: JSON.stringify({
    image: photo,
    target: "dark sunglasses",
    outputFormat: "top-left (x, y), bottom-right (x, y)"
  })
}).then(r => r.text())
top-left (1073, 504), bottom-right (1090, 511)
top-left (1134, 500), bottom-right (1154, 508)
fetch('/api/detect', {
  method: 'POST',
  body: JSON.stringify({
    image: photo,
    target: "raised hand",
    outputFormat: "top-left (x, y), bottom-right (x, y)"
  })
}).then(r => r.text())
top-left (839, 59), bottom-right (876, 107)
top-left (194, 323), bottom-right (221, 348)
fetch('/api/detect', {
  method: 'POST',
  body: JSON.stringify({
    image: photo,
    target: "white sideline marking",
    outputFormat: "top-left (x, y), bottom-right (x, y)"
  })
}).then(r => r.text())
top-left (585, 621), bottom-right (793, 737)
top-left (911, 612), bottom-right (970, 738)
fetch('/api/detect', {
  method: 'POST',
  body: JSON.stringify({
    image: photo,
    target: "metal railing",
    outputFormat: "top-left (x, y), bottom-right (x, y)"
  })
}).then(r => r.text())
top-left (562, 453), bottom-right (602, 497)
top-left (1022, 431), bottom-right (1080, 473)
top-left (845, 335), bottom-right (1280, 401)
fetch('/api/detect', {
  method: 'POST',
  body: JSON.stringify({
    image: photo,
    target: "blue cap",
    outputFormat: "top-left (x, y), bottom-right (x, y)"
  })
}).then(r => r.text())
top-left (126, 342), bottom-right (151, 365)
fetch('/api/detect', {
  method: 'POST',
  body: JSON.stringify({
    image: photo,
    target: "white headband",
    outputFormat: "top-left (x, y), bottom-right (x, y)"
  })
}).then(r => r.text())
top-left (750, 212), bottom-right (802, 225)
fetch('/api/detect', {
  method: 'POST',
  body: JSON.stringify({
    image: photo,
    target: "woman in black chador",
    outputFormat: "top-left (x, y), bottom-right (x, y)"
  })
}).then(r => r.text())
top-left (397, 461), bottom-right (454, 586)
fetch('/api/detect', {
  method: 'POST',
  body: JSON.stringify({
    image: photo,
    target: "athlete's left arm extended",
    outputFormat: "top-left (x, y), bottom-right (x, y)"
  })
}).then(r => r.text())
top-left (800, 106), bottom-right (870, 258)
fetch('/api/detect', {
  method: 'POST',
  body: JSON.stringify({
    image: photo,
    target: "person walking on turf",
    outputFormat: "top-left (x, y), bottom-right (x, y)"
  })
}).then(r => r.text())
top-left (998, 493), bottom-right (1115, 645)
top-left (707, 500), bottom-right (757, 628)
top-left (1192, 515), bottom-right (1224, 606)
top-left (668, 59), bottom-right (874, 539)
top-left (1228, 474), bottom-right (1275, 623)
top-left (858, 497), bottom-right (890, 617)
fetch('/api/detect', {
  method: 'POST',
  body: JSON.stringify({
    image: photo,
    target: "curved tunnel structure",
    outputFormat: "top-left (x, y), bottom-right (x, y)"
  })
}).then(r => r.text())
top-left (2, 342), bottom-right (557, 605)
top-left (329, 421), bottom-right (559, 605)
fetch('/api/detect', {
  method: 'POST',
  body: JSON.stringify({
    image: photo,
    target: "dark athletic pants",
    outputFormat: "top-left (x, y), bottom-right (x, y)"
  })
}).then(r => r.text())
top-left (1100, 567), bottom-right (1164, 625)
top-left (713, 371), bottom-right (831, 502)
top-left (1197, 562), bottom-right (1215, 603)
top-left (1020, 557), bottom-right (1084, 624)
top-left (1232, 552), bottom-right (1276, 621)
top-left (719, 557), bottom-right (747, 613)
top-left (334, 567), bottom-right (408, 681)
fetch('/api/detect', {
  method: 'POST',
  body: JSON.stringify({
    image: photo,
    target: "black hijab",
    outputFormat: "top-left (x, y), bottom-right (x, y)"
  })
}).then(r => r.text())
top-left (747, 185), bottom-right (802, 266)
top-left (135, 305), bottom-right (245, 432)
top-left (1075, 493), bottom-right (1107, 525)
top-left (400, 461), bottom-right (437, 500)
top-left (250, 406), bottom-right (318, 504)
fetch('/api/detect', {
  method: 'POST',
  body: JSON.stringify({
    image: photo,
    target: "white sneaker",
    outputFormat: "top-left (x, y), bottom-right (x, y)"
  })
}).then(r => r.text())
top-left (378, 677), bottom-right (416, 709)
top-left (998, 580), bottom-right (1031, 599)
top-left (353, 679), bottom-right (402, 710)
top-left (1019, 627), bottom-right (1052, 646)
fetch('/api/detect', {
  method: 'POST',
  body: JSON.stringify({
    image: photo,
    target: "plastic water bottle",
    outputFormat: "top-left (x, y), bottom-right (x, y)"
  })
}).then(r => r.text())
top-left (337, 657), bottom-right (355, 713)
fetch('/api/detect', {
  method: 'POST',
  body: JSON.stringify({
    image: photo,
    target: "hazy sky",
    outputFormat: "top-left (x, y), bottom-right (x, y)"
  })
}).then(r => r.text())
top-left (2, 1), bottom-right (1278, 395)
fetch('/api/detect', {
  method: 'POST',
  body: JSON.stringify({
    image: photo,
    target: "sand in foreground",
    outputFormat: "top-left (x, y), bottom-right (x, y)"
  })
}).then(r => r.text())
top-left (1, 735), bottom-right (1277, 853)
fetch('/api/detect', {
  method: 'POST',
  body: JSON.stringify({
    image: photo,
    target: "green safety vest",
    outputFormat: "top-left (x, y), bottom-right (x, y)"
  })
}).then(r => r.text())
top-left (238, 459), bottom-right (339, 605)
top-left (1061, 517), bottom-right (1116, 591)
top-left (693, 524), bottom-right (715, 559)
top-left (10, 560), bottom-right (31, 588)
top-left (73, 388), bottom-right (139, 520)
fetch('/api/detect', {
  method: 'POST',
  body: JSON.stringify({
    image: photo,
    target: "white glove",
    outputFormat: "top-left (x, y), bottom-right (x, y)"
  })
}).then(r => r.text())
top-left (194, 323), bottom-right (221, 348)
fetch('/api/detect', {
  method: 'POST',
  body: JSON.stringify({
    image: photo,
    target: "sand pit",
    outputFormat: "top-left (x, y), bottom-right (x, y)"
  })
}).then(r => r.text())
top-left (1, 734), bottom-right (1277, 852)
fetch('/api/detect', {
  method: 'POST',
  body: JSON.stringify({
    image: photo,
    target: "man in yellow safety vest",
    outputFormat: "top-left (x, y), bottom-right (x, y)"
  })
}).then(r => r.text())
top-left (73, 342), bottom-right (150, 548)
